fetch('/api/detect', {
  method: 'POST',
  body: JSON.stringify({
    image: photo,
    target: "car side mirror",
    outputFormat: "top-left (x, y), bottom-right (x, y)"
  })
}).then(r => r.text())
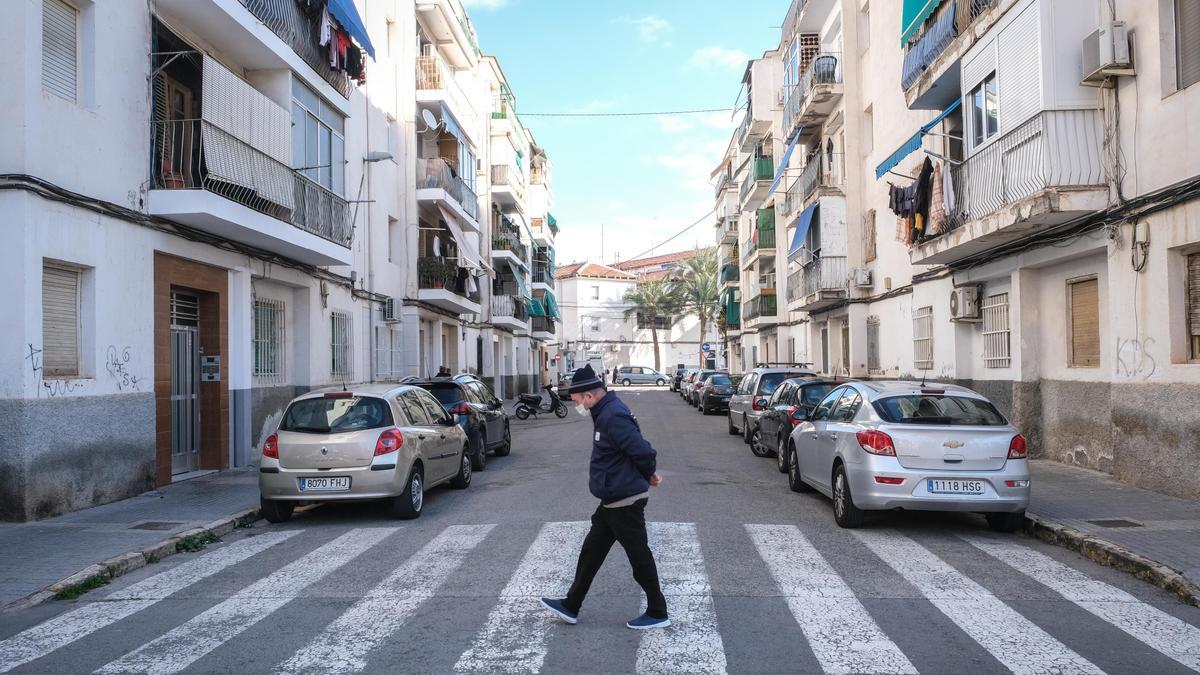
top-left (440, 414), bottom-right (459, 426)
top-left (790, 408), bottom-right (809, 422)
top-left (755, 398), bottom-right (768, 408)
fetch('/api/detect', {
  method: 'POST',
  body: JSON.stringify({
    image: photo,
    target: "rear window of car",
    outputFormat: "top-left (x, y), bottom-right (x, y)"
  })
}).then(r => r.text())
top-left (757, 372), bottom-right (806, 396)
top-left (874, 395), bottom-right (1008, 426)
top-left (800, 384), bottom-right (837, 407)
top-left (422, 384), bottom-right (465, 405)
top-left (280, 396), bottom-right (394, 433)
top-left (709, 374), bottom-right (732, 386)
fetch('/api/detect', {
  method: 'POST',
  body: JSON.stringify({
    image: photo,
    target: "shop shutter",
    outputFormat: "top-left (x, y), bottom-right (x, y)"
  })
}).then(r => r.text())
top-left (42, 264), bottom-right (80, 376)
top-left (1178, 0), bottom-right (1200, 89)
top-left (1069, 278), bottom-right (1100, 367)
top-left (42, 0), bottom-right (77, 101)
top-left (1187, 253), bottom-right (1200, 357)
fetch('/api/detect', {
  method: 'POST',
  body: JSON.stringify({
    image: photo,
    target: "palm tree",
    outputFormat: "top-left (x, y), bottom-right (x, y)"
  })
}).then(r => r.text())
top-left (669, 247), bottom-right (720, 368)
top-left (622, 279), bottom-right (677, 372)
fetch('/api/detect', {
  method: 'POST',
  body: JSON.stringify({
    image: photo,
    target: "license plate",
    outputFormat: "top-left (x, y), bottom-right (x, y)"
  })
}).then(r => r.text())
top-left (928, 479), bottom-right (984, 495)
top-left (299, 477), bottom-right (350, 492)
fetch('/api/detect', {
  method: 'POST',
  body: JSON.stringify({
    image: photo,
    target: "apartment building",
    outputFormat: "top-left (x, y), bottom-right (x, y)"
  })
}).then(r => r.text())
top-left (715, 0), bottom-right (1200, 499)
top-left (0, 0), bottom-right (558, 520)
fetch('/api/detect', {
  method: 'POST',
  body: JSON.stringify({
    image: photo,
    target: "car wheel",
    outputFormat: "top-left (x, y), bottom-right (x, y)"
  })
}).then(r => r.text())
top-left (750, 428), bottom-right (771, 458)
top-left (493, 423), bottom-right (512, 457)
top-left (514, 407), bottom-right (530, 420)
top-left (776, 435), bottom-right (789, 473)
top-left (788, 445), bottom-right (814, 493)
top-left (727, 413), bottom-right (739, 435)
top-left (622, 378), bottom-right (632, 387)
top-left (470, 430), bottom-right (487, 471)
top-left (656, 378), bottom-right (665, 386)
top-left (832, 465), bottom-right (865, 528)
top-left (260, 497), bottom-right (294, 524)
top-left (450, 449), bottom-right (472, 489)
top-left (986, 511), bottom-right (1025, 533)
top-left (390, 466), bottom-right (424, 520)
top-left (742, 416), bottom-right (753, 444)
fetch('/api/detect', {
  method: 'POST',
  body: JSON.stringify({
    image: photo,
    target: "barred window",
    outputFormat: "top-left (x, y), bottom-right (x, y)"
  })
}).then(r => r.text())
top-left (331, 311), bottom-right (352, 378)
top-left (375, 326), bottom-right (403, 378)
top-left (253, 298), bottom-right (285, 383)
top-left (982, 292), bottom-right (1011, 368)
top-left (866, 316), bottom-right (881, 372)
top-left (913, 306), bottom-right (933, 370)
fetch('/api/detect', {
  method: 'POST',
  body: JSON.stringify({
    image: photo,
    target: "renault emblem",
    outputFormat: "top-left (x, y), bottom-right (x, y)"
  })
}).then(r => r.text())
top-left (321, 446), bottom-right (329, 455)
top-left (943, 440), bottom-right (964, 448)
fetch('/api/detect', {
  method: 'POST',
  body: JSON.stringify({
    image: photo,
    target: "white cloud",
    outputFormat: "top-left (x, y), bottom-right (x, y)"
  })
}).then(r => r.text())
top-left (462, 0), bottom-right (507, 7)
top-left (613, 15), bottom-right (673, 43)
top-left (567, 99), bottom-right (617, 115)
top-left (687, 46), bottom-right (750, 72)
top-left (646, 139), bottom-right (732, 193)
top-left (656, 115), bottom-right (694, 134)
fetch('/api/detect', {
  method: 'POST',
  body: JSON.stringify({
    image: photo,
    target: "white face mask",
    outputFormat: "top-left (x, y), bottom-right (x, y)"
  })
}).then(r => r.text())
top-left (575, 403), bottom-right (589, 416)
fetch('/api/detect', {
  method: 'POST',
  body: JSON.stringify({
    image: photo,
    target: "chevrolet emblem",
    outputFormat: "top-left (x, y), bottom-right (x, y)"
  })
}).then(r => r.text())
top-left (943, 440), bottom-right (964, 448)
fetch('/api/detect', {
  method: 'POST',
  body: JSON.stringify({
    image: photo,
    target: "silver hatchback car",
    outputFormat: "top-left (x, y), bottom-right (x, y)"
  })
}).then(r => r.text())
top-left (785, 381), bottom-right (1030, 532)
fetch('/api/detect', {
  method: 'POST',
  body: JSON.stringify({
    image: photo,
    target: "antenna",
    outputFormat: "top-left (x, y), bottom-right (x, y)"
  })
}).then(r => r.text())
top-left (919, 370), bottom-right (927, 387)
top-left (419, 109), bottom-right (443, 134)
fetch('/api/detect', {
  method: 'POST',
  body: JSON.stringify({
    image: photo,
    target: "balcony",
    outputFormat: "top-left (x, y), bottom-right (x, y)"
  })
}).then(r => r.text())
top-left (714, 170), bottom-right (737, 199)
top-left (491, 230), bottom-right (529, 268)
top-left (791, 255), bottom-right (848, 312)
top-left (415, 0), bottom-right (480, 69)
top-left (547, 213), bottom-right (559, 234)
top-left (911, 110), bottom-right (1107, 265)
top-left (148, 119), bottom-right (351, 266)
top-left (530, 217), bottom-right (555, 246)
top-left (737, 106), bottom-right (772, 153)
top-left (416, 257), bottom-right (482, 315)
top-left (490, 295), bottom-right (529, 332)
top-left (416, 51), bottom-right (480, 144)
top-left (903, 0), bottom-right (1007, 110)
top-left (741, 213), bottom-right (776, 270)
top-left (490, 164), bottom-right (526, 211)
top-left (720, 262), bottom-right (740, 285)
top-left (532, 262), bottom-right (554, 289)
top-left (743, 293), bottom-right (778, 325)
top-left (417, 157), bottom-right (481, 232)
top-left (717, 214), bottom-right (739, 245)
top-left (531, 316), bottom-right (557, 341)
top-left (798, 152), bottom-right (843, 206)
top-left (783, 53), bottom-right (843, 138)
top-left (739, 154), bottom-right (775, 210)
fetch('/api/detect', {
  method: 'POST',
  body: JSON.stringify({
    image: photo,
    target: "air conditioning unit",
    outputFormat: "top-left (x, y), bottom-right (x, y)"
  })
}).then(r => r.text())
top-left (853, 267), bottom-right (873, 288)
top-left (1082, 21), bottom-right (1133, 85)
top-left (949, 286), bottom-right (981, 321)
top-left (382, 297), bottom-right (400, 322)
top-left (776, 86), bottom-right (786, 106)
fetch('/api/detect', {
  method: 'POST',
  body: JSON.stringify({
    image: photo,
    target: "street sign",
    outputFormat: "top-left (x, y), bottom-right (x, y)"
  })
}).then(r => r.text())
top-left (702, 342), bottom-right (713, 352)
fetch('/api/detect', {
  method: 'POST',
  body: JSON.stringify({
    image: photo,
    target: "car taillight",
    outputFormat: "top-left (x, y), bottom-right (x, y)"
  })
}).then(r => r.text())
top-left (874, 476), bottom-right (904, 485)
top-left (752, 399), bottom-right (764, 411)
top-left (375, 429), bottom-right (403, 456)
top-left (262, 433), bottom-right (278, 459)
top-left (856, 430), bottom-right (896, 456)
top-left (705, 385), bottom-right (715, 392)
top-left (788, 406), bottom-right (801, 426)
top-left (1008, 434), bottom-right (1027, 459)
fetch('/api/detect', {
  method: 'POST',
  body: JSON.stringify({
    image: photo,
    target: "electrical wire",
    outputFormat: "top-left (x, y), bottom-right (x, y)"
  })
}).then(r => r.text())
top-left (520, 108), bottom-right (732, 118)
top-left (619, 209), bottom-right (717, 262)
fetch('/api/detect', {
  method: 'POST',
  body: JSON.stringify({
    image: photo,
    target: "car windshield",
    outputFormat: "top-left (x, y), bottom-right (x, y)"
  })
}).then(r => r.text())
top-left (709, 374), bottom-right (732, 386)
top-left (759, 372), bottom-right (805, 395)
top-left (874, 395), bottom-right (1008, 426)
top-left (801, 384), bottom-right (836, 406)
top-left (280, 396), bottom-right (393, 433)
top-left (421, 384), bottom-right (465, 405)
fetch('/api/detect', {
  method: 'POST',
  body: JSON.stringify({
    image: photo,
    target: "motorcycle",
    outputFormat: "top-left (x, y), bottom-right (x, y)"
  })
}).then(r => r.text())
top-left (514, 385), bottom-right (568, 420)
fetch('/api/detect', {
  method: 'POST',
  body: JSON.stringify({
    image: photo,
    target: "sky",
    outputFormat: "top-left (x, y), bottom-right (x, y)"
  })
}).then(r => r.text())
top-left (462, 0), bottom-right (786, 267)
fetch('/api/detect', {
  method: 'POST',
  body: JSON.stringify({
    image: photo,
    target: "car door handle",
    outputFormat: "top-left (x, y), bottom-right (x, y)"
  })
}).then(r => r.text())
top-left (440, 434), bottom-right (446, 439)
top-left (418, 435), bottom-right (426, 440)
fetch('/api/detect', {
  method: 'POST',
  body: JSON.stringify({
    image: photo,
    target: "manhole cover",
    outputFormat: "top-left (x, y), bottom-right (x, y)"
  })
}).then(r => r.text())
top-left (129, 521), bottom-right (185, 531)
top-left (1088, 519), bottom-right (1143, 528)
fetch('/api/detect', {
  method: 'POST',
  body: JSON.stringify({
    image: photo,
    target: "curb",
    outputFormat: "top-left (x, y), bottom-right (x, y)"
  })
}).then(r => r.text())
top-left (2, 507), bottom-right (261, 613)
top-left (1024, 511), bottom-right (1200, 606)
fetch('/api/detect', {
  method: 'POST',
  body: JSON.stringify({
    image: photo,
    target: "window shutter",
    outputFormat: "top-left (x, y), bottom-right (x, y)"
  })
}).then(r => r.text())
top-left (42, 0), bottom-right (77, 101)
top-left (1178, 0), bottom-right (1200, 89)
top-left (42, 265), bottom-right (80, 377)
top-left (1187, 254), bottom-right (1200, 349)
top-left (1069, 279), bottom-right (1100, 367)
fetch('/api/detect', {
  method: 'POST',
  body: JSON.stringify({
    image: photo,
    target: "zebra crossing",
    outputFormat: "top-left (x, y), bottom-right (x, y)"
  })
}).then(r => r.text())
top-left (2, 521), bottom-right (1199, 675)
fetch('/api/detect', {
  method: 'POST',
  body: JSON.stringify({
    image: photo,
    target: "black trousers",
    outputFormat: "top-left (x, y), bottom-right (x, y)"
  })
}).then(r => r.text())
top-left (564, 498), bottom-right (668, 619)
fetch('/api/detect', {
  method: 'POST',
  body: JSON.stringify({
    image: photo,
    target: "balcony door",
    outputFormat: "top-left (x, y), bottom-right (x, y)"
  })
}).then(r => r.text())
top-left (155, 74), bottom-right (198, 189)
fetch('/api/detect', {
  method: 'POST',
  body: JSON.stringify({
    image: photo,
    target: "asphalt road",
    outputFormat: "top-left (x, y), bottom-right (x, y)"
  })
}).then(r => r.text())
top-left (2, 387), bottom-right (1199, 674)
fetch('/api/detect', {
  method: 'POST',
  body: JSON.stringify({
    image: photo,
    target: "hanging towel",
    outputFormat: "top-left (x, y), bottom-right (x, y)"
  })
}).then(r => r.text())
top-left (929, 161), bottom-right (947, 234)
top-left (319, 9), bottom-right (334, 47)
top-left (433, 235), bottom-right (442, 256)
top-left (942, 159), bottom-right (956, 219)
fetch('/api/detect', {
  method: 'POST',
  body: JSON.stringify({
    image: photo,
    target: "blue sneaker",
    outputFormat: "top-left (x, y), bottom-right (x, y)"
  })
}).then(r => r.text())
top-left (539, 597), bottom-right (578, 625)
top-left (626, 612), bottom-right (670, 630)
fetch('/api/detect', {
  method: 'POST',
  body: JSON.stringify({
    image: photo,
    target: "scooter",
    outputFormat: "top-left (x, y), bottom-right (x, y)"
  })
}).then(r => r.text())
top-left (514, 385), bottom-right (568, 420)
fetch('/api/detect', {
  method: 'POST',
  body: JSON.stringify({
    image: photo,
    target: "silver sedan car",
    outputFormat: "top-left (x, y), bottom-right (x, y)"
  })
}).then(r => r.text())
top-left (785, 381), bottom-right (1030, 531)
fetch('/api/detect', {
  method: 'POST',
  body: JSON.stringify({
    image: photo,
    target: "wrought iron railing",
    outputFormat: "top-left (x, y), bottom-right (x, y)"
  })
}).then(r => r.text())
top-left (416, 52), bottom-right (479, 136)
top-left (802, 255), bottom-right (848, 297)
top-left (744, 294), bottom-right (778, 321)
top-left (491, 230), bottom-right (525, 256)
top-left (784, 52), bottom-right (842, 133)
top-left (532, 263), bottom-right (554, 285)
top-left (491, 164), bottom-right (526, 201)
top-left (531, 316), bottom-right (556, 334)
top-left (239, 0), bottom-right (351, 97)
top-left (416, 156), bottom-right (479, 222)
top-left (491, 295), bottom-right (528, 322)
top-left (902, 0), bottom-right (997, 91)
top-left (739, 155), bottom-right (775, 203)
top-left (417, 256), bottom-right (479, 302)
top-left (787, 266), bottom-right (804, 303)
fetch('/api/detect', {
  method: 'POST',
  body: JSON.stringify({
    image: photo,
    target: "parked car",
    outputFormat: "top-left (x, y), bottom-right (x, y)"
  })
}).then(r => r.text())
top-left (754, 378), bottom-right (846, 467)
top-left (785, 381), bottom-right (1030, 532)
top-left (684, 368), bottom-right (720, 404)
top-left (671, 365), bottom-right (688, 392)
top-left (679, 368), bottom-right (699, 399)
top-left (616, 366), bottom-right (668, 386)
top-left (692, 370), bottom-right (728, 408)
top-left (410, 375), bottom-right (511, 471)
top-left (696, 373), bottom-right (742, 414)
top-left (728, 366), bottom-right (816, 443)
top-left (259, 385), bottom-right (472, 522)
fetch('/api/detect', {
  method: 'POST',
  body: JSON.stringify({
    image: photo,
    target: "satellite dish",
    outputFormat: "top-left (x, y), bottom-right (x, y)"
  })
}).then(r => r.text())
top-left (420, 109), bottom-right (441, 132)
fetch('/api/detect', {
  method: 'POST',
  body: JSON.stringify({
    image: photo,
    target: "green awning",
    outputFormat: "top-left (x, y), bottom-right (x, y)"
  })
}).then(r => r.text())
top-left (725, 289), bottom-right (740, 326)
top-left (901, 0), bottom-right (946, 46)
top-left (507, 260), bottom-right (531, 298)
top-left (526, 297), bottom-right (546, 317)
top-left (543, 292), bottom-right (560, 319)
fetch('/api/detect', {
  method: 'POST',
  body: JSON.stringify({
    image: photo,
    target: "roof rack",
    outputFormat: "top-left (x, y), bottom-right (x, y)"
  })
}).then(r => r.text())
top-left (753, 362), bottom-right (814, 368)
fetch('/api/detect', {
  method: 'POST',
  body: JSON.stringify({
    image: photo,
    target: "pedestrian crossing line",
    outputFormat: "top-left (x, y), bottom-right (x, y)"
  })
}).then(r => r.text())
top-left (964, 535), bottom-right (1200, 672)
top-left (852, 530), bottom-right (1104, 675)
top-left (746, 524), bottom-right (917, 675)
top-left (454, 521), bottom-right (590, 674)
top-left (276, 524), bottom-right (496, 675)
top-left (95, 527), bottom-right (398, 675)
top-left (637, 523), bottom-right (728, 675)
top-left (0, 530), bottom-right (299, 675)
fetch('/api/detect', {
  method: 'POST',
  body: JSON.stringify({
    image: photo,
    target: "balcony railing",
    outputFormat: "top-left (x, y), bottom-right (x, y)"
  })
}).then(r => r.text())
top-left (756, 221), bottom-right (777, 251)
top-left (240, 0), bottom-right (352, 97)
top-left (491, 164), bottom-right (526, 201)
top-left (720, 263), bottom-right (739, 283)
top-left (530, 165), bottom-right (547, 185)
top-left (152, 119), bottom-right (350, 246)
top-left (416, 51), bottom-right (479, 135)
top-left (802, 255), bottom-right (848, 297)
top-left (744, 294), bottom-right (778, 321)
top-left (491, 230), bottom-right (525, 255)
top-left (417, 256), bottom-right (479, 301)
top-left (531, 316), bottom-right (556, 334)
top-left (532, 263), bottom-right (554, 285)
top-left (759, 272), bottom-right (777, 290)
top-left (784, 53), bottom-right (842, 133)
top-left (739, 155), bottom-right (775, 203)
top-left (491, 295), bottom-right (528, 322)
top-left (902, 0), bottom-right (996, 91)
top-left (714, 171), bottom-right (736, 198)
top-left (417, 156), bottom-right (479, 222)
top-left (787, 266), bottom-right (804, 303)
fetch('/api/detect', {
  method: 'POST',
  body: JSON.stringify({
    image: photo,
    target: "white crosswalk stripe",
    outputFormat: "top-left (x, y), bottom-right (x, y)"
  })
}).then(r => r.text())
top-left (96, 527), bottom-right (398, 675)
top-left (636, 522), bottom-right (727, 675)
top-left (277, 524), bottom-right (496, 675)
top-left (965, 535), bottom-right (1200, 672)
top-left (454, 521), bottom-right (590, 674)
top-left (0, 531), bottom-right (299, 674)
top-left (746, 524), bottom-right (916, 675)
top-left (852, 529), bottom-right (1104, 675)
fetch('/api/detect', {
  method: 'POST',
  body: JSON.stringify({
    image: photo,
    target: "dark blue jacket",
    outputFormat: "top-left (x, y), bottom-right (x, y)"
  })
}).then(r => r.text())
top-left (587, 392), bottom-right (656, 504)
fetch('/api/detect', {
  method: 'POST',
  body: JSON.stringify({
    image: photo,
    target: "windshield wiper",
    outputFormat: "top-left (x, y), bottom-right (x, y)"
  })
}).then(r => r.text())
top-left (900, 416), bottom-right (953, 424)
top-left (287, 425), bottom-right (331, 433)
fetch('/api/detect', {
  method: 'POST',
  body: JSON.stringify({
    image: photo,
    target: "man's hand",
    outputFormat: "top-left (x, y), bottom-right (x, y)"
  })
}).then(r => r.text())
top-left (649, 473), bottom-right (663, 487)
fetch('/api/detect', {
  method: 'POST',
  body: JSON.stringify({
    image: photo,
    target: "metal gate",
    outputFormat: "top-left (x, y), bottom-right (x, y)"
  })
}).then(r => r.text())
top-left (170, 291), bottom-right (200, 475)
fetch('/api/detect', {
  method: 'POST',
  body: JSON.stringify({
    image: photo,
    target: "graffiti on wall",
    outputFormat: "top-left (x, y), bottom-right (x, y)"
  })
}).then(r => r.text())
top-left (25, 344), bottom-right (86, 398)
top-left (105, 346), bottom-right (142, 391)
top-left (1115, 336), bottom-right (1157, 380)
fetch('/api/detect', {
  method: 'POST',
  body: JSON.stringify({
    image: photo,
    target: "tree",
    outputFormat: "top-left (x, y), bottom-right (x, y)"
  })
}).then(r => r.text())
top-left (622, 279), bottom-right (677, 372)
top-left (669, 248), bottom-right (720, 368)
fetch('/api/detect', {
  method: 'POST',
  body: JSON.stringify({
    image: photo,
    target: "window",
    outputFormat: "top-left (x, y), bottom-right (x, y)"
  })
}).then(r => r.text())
top-left (811, 387), bottom-right (844, 421)
top-left (866, 317), bottom-right (880, 372)
top-left (913, 306), bottom-right (933, 370)
top-left (280, 396), bottom-right (393, 433)
top-left (292, 80), bottom-right (345, 195)
top-left (829, 389), bottom-right (862, 422)
top-left (859, 3), bottom-right (871, 53)
top-left (982, 292), bottom-right (1011, 368)
top-left (863, 209), bottom-right (877, 263)
top-left (398, 391), bottom-right (431, 425)
top-left (968, 73), bottom-right (999, 148)
top-left (1188, 253), bottom-right (1200, 360)
top-left (591, 285), bottom-right (600, 300)
top-left (42, 263), bottom-right (80, 377)
top-left (331, 311), bottom-right (352, 378)
top-left (415, 389), bottom-right (450, 425)
top-left (253, 298), bottom-right (285, 383)
top-left (874, 395), bottom-right (1008, 425)
top-left (770, 382), bottom-right (794, 406)
top-left (636, 313), bottom-right (671, 330)
top-left (1177, 0), bottom-right (1200, 89)
top-left (42, 0), bottom-right (77, 101)
top-left (590, 318), bottom-right (601, 332)
top-left (1068, 278), bottom-right (1100, 367)
top-left (375, 326), bottom-right (402, 379)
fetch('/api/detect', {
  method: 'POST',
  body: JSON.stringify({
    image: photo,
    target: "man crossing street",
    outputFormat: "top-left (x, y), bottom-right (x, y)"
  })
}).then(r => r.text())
top-left (540, 364), bottom-right (670, 630)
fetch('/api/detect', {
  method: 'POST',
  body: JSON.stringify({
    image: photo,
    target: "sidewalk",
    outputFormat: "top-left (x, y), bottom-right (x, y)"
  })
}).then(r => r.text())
top-left (1027, 459), bottom-right (1200, 602)
top-left (0, 468), bottom-right (259, 610)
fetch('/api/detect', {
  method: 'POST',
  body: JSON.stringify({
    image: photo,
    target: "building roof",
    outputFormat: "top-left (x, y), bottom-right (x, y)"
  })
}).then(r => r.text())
top-left (554, 262), bottom-right (585, 279)
top-left (613, 250), bottom-right (697, 272)
top-left (638, 269), bottom-right (674, 282)
top-left (557, 262), bottom-right (636, 280)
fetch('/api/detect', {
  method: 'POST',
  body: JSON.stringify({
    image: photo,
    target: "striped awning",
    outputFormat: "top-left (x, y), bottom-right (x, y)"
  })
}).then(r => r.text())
top-left (543, 292), bottom-right (561, 319)
top-left (526, 297), bottom-right (546, 317)
top-left (901, 0), bottom-right (947, 46)
top-left (874, 98), bottom-right (961, 179)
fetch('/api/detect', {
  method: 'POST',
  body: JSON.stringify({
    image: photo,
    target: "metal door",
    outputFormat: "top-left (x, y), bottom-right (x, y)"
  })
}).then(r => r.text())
top-left (170, 291), bottom-right (201, 475)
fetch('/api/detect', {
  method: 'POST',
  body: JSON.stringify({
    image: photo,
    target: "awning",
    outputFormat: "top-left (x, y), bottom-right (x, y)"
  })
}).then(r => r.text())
top-left (767, 129), bottom-right (803, 197)
top-left (724, 289), bottom-right (740, 325)
top-left (438, 205), bottom-right (491, 274)
top-left (526, 297), bottom-right (546, 317)
top-left (429, 102), bottom-right (469, 148)
top-left (901, 0), bottom-right (946, 46)
top-left (543, 292), bottom-right (561, 319)
top-left (874, 98), bottom-right (961, 179)
top-left (328, 0), bottom-right (376, 59)
top-left (788, 203), bottom-right (819, 263)
top-left (507, 260), bottom-right (531, 298)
